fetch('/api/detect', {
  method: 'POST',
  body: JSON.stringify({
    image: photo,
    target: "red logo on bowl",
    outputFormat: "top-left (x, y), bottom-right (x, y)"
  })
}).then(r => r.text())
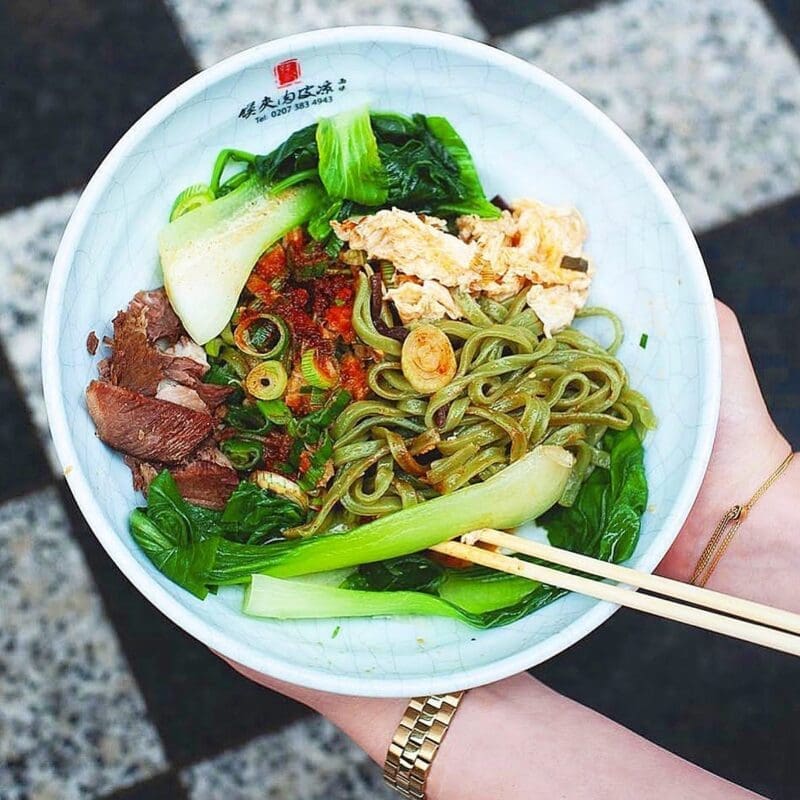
top-left (274, 59), bottom-right (301, 87)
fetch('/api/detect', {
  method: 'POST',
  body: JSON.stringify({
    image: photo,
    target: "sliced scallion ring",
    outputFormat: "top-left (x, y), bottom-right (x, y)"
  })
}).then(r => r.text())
top-left (234, 313), bottom-right (290, 359)
top-left (255, 398), bottom-right (293, 425)
top-left (220, 438), bottom-right (264, 470)
top-left (301, 348), bottom-right (338, 389)
top-left (246, 361), bottom-right (288, 400)
top-left (169, 183), bottom-right (216, 221)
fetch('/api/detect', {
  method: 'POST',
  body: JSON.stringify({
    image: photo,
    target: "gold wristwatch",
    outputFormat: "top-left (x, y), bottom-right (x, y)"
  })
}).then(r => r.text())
top-left (383, 692), bottom-right (464, 799)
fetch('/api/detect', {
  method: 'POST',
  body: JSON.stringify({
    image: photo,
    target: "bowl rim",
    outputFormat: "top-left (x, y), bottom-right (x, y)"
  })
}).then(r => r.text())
top-left (42, 25), bottom-right (720, 697)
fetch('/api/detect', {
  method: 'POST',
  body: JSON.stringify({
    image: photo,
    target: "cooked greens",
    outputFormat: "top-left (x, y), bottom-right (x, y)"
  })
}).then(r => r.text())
top-left (316, 105), bottom-right (388, 206)
top-left (540, 428), bottom-right (648, 563)
top-left (130, 472), bottom-right (306, 598)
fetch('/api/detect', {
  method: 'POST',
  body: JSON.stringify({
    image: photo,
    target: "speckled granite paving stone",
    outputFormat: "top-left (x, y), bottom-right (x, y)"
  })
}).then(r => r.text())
top-left (181, 715), bottom-right (395, 800)
top-left (0, 192), bottom-right (78, 469)
top-left (0, 346), bottom-right (49, 501)
top-left (0, 0), bottom-right (196, 211)
top-left (470, 0), bottom-right (600, 36)
top-left (0, 488), bottom-right (167, 799)
top-left (164, 0), bottom-right (487, 68)
top-left (499, 0), bottom-right (800, 231)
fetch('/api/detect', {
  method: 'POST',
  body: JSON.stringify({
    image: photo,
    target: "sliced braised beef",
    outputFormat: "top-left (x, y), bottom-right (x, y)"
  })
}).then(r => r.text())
top-left (86, 380), bottom-right (215, 464)
top-left (171, 459), bottom-right (239, 510)
top-left (109, 304), bottom-right (169, 395)
top-left (124, 456), bottom-right (159, 493)
top-left (124, 447), bottom-right (238, 510)
top-left (105, 296), bottom-right (224, 413)
top-left (88, 291), bottom-right (235, 495)
top-left (192, 381), bottom-right (235, 411)
top-left (129, 288), bottom-right (183, 343)
top-left (86, 331), bottom-right (99, 355)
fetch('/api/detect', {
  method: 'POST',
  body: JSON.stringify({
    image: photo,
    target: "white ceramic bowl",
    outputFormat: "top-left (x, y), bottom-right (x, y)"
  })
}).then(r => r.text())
top-left (43, 27), bottom-right (719, 697)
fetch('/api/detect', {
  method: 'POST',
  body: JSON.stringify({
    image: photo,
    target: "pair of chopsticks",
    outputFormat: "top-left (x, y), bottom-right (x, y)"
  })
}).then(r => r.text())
top-left (430, 529), bottom-right (800, 656)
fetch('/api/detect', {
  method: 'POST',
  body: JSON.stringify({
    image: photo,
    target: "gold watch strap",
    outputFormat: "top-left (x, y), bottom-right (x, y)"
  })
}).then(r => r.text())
top-left (383, 692), bottom-right (464, 799)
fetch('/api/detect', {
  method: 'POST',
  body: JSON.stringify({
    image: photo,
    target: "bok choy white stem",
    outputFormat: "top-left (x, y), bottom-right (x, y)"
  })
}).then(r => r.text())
top-left (158, 178), bottom-right (324, 344)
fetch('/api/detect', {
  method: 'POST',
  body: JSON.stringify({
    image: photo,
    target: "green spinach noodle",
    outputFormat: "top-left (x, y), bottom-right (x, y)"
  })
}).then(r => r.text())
top-left (300, 269), bottom-right (655, 537)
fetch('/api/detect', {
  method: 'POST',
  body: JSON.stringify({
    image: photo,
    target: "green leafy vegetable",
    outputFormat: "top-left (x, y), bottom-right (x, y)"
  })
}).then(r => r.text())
top-left (159, 178), bottom-right (325, 344)
top-left (243, 573), bottom-right (564, 628)
top-left (343, 554), bottom-right (444, 593)
top-left (203, 362), bottom-right (241, 389)
top-left (206, 445), bottom-right (573, 584)
top-left (254, 125), bottom-right (319, 183)
top-left (425, 117), bottom-right (500, 218)
top-left (539, 428), bottom-right (648, 563)
top-left (208, 148), bottom-right (256, 196)
top-left (375, 113), bottom-right (462, 211)
top-left (437, 566), bottom-right (540, 614)
top-left (130, 473), bottom-right (307, 594)
top-left (316, 105), bottom-right (387, 206)
top-left (219, 482), bottom-right (306, 545)
top-left (130, 473), bottom-right (219, 599)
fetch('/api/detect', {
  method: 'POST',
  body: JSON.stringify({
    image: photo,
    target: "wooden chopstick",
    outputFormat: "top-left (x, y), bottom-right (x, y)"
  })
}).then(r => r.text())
top-left (430, 529), bottom-right (800, 657)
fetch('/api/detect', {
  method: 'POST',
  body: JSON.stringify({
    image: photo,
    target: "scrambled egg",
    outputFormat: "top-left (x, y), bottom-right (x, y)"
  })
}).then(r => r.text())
top-left (332, 200), bottom-right (593, 336)
top-left (385, 279), bottom-right (462, 324)
top-left (331, 209), bottom-right (475, 289)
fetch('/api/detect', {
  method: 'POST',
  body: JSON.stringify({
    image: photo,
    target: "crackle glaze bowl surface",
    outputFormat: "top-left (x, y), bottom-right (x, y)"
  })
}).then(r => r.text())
top-left (43, 26), bottom-right (719, 696)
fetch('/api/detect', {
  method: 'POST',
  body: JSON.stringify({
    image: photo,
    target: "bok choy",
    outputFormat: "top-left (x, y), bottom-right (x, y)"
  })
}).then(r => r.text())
top-left (243, 570), bottom-right (564, 629)
top-left (159, 179), bottom-right (324, 343)
top-left (130, 446), bottom-right (573, 599)
top-left (208, 444), bottom-right (573, 583)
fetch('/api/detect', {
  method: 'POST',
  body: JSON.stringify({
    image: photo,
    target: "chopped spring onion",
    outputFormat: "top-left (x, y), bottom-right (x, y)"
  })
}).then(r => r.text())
top-left (298, 434), bottom-right (334, 492)
top-left (251, 471), bottom-right (308, 510)
top-left (301, 348), bottom-right (339, 389)
top-left (379, 260), bottom-right (396, 286)
top-left (169, 183), bottom-right (216, 221)
top-left (639, 332), bottom-right (649, 349)
top-left (256, 398), bottom-right (293, 426)
top-left (226, 404), bottom-right (272, 434)
top-left (295, 389), bottom-right (351, 443)
top-left (220, 324), bottom-right (236, 346)
top-left (203, 337), bottom-right (224, 358)
top-left (245, 361), bottom-right (288, 400)
top-left (221, 438), bottom-right (264, 470)
top-left (309, 387), bottom-right (327, 408)
top-left (234, 314), bottom-right (290, 359)
top-left (339, 248), bottom-right (367, 266)
top-left (401, 325), bottom-right (457, 394)
top-left (220, 346), bottom-right (250, 379)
